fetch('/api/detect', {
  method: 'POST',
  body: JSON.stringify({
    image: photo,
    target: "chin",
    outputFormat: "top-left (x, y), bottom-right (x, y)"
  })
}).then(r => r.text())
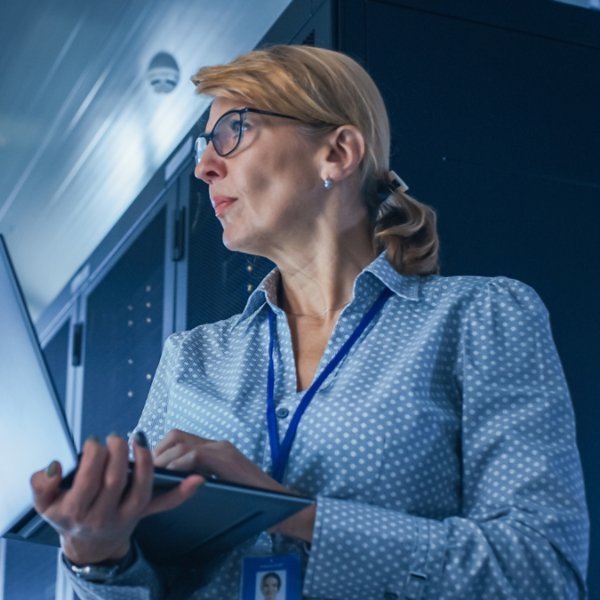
top-left (221, 230), bottom-right (267, 259)
top-left (220, 227), bottom-right (243, 252)
top-left (221, 234), bottom-right (248, 254)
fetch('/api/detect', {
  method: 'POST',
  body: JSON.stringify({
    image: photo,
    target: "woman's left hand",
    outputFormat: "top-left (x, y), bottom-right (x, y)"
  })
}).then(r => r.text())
top-left (152, 429), bottom-right (316, 542)
top-left (153, 429), bottom-right (275, 489)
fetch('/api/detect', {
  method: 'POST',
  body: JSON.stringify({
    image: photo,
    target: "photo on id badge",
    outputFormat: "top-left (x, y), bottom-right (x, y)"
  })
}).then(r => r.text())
top-left (240, 554), bottom-right (300, 600)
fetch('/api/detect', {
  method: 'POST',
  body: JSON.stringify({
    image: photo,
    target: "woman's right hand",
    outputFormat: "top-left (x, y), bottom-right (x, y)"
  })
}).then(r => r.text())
top-left (30, 432), bottom-right (203, 565)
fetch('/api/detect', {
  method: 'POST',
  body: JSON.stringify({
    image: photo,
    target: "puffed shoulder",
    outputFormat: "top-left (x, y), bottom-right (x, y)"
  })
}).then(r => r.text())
top-left (487, 276), bottom-right (546, 308)
top-left (470, 275), bottom-right (549, 322)
top-left (418, 273), bottom-right (549, 323)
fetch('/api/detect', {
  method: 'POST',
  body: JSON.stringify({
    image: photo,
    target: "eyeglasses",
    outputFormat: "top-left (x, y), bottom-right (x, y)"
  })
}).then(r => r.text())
top-left (194, 107), bottom-right (300, 164)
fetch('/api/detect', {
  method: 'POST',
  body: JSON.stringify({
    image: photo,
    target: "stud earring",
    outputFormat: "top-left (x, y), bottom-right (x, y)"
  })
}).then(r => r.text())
top-left (323, 177), bottom-right (334, 190)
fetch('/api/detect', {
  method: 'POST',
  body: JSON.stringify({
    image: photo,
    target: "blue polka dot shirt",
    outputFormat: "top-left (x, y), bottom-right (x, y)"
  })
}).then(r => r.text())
top-left (67, 253), bottom-right (589, 599)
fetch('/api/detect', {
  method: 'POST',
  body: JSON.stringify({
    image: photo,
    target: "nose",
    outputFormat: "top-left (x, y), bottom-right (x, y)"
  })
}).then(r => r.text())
top-left (194, 145), bottom-right (225, 184)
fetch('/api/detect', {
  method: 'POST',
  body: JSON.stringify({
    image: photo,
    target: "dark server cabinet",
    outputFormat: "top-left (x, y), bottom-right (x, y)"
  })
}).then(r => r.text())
top-left (337, 0), bottom-right (599, 594)
top-left (80, 207), bottom-right (167, 441)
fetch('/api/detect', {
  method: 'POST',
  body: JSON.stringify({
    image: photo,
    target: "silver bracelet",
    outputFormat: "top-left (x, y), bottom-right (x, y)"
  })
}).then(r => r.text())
top-left (62, 544), bottom-right (136, 583)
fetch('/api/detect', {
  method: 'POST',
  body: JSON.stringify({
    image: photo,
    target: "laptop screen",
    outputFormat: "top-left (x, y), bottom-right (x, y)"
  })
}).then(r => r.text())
top-left (0, 235), bottom-right (77, 535)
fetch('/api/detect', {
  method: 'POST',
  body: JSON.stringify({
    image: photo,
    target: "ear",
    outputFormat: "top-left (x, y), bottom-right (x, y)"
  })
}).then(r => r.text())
top-left (319, 125), bottom-right (366, 183)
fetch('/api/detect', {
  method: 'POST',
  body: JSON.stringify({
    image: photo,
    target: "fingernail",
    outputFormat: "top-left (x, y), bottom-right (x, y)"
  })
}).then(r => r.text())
top-left (108, 431), bottom-right (121, 439)
top-left (46, 461), bottom-right (59, 478)
top-left (86, 435), bottom-right (100, 444)
top-left (134, 431), bottom-right (148, 448)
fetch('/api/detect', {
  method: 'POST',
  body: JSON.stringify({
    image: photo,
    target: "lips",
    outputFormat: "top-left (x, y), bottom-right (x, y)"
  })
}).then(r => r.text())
top-left (211, 195), bottom-right (237, 217)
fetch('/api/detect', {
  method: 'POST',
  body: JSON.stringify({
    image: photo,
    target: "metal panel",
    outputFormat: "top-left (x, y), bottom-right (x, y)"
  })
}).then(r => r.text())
top-left (80, 207), bottom-right (167, 441)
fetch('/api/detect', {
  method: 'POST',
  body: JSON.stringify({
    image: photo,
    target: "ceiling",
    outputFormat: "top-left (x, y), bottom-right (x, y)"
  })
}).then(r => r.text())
top-left (0, 0), bottom-right (291, 320)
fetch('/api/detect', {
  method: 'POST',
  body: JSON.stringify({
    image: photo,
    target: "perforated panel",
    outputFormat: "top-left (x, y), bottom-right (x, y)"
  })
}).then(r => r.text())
top-left (81, 208), bottom-right (166, 440)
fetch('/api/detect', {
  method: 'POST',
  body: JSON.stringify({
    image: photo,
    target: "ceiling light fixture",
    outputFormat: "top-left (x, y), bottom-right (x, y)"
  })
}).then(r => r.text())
top-left (147, 51), bottom-right (180, 94)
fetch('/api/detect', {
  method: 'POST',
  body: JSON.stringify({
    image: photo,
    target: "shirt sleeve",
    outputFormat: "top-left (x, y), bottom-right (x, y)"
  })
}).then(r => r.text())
top-left (63, 544), bottom-right (164, 600)
top-left (302, 277), bottom-right (589, 599)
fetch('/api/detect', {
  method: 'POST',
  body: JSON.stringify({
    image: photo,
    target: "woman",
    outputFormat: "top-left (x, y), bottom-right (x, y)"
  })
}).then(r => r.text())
top-left (31, 45), bottom-right (588, 598)
top-left (260, 572), bottom-right (282, 600)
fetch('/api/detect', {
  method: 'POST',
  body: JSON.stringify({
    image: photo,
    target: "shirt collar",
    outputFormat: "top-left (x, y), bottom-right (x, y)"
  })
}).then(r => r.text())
top-left (360, 252), bottom-right (421, 302)
top-left (232, 268), bottom-right (279, 328)
top-left (232, 252), bottom-right (422, 329)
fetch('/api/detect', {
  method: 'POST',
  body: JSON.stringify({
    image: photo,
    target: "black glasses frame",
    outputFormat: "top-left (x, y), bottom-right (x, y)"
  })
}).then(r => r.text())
top-left (194, 107), bottom-right (301, 163)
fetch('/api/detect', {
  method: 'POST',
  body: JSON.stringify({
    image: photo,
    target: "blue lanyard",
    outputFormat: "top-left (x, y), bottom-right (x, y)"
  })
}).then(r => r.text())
top-left (266, 287), bottom-right (393, 483)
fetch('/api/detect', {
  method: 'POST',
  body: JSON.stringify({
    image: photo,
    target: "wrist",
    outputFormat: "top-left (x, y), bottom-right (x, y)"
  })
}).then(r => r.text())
top-left (62, 537), bottom-right (131, 566)
top-left (62, 544), bottom-right (137, 583)
top-left (272, 504), bottom-right (316, 543)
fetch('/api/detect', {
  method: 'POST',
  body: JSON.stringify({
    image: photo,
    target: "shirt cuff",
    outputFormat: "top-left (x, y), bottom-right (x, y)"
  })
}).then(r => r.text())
top-left (302, 496), bottom-right (446, 599)
top-left (63, 542), bottom-right (163, 600)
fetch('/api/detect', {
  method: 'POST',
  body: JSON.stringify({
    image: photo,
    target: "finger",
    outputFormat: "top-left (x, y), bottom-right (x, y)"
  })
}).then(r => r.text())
top-left (153, 429), bottom-right (185, 458)
top-left (59, 437), bottom-right (108, 521)
top-left (120, 431), bottom-right (155, 520)
top-left (143, 475), bottom-right (205, 517)
top-left (163, 450), bottom-right (206, 473)
top-left (31, 460), bottom-right (64, 514)
top-left (183, 440), bottom-right (240, 479)
top-left (153, 443), bottom-right (189, 469)
top-left (190, 441), bottom-right (279, 488)
top-left (89, 433), bottom-right (130, 515)
top-left (153, 429), bottom-right (210, 460)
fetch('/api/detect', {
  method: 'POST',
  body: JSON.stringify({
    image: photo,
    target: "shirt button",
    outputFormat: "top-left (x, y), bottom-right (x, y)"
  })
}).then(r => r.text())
top-left (276, 407), bottom-right (289, 419)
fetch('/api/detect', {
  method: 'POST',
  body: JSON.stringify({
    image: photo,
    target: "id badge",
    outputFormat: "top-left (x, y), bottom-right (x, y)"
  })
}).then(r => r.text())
top-left (240, 553), bottom-right (301, 600)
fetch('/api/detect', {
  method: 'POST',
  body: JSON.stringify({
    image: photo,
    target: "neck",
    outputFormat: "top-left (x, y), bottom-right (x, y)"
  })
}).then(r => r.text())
top-left (279, 293), bottom-right (352, 319)
top-left (274, 220), bottom-right (376, 320)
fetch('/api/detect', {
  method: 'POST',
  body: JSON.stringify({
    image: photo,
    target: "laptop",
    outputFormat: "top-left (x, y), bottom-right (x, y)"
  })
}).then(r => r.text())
top-left (0, 234), bottom-right (312, 566)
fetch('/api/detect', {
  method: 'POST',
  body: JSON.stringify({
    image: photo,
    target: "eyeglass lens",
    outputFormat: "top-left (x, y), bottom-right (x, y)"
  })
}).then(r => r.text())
top-left (195, 110), bottom-right (245, 164)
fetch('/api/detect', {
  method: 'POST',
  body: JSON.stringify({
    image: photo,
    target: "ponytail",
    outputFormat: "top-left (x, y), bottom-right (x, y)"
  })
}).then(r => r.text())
top-left (368, 172), bottom-right (440, 276)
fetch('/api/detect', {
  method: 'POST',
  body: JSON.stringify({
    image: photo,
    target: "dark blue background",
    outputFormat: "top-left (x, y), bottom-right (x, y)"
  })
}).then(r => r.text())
top-left (338, 0), bottom-right (599, 595)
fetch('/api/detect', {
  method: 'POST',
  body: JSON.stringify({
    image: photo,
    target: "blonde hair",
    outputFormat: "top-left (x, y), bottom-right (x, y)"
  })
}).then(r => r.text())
top-left (192, 45), bottom-right (439, 275)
